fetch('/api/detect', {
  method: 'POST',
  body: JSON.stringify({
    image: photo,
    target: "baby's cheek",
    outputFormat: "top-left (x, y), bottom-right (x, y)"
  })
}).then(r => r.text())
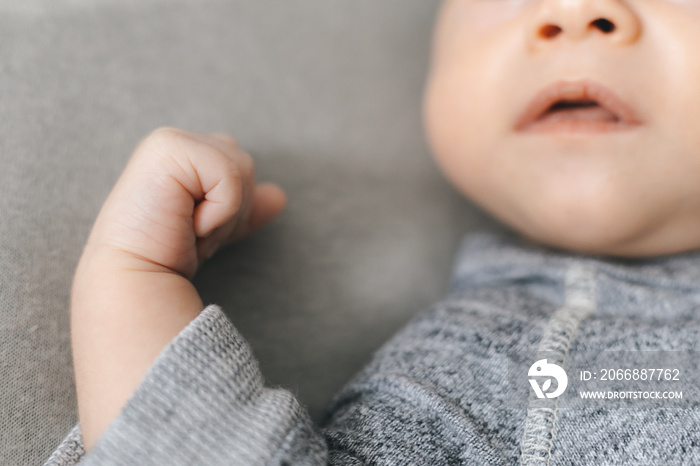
top-left (425, 73), bottom-right (486, 166)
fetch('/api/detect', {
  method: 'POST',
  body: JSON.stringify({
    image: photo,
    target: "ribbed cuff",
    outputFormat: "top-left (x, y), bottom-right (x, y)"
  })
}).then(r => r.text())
top-left (47, 304), bottom-right (324, 466)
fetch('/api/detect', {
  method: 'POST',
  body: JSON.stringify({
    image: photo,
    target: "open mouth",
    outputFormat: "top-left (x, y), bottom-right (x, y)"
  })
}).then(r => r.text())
top-left (538, 99), bottom-right (619, 123)
top-left (515, 80), bottom-right (642, 134)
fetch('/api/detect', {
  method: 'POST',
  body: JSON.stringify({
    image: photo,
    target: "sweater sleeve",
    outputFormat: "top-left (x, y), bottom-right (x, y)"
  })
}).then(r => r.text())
top-left (43, 304), bottom-right (334, 466)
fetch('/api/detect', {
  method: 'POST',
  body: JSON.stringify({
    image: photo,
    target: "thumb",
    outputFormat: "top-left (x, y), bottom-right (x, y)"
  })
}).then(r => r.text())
top-left (196, 182), bottom-right (286, 264)
top-left (245, 183), bottom-right (287, 235)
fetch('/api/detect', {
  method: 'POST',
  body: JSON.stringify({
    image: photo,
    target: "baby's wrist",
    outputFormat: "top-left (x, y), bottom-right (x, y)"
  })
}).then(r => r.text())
top-left (71, 244), bottom-right (204, 451)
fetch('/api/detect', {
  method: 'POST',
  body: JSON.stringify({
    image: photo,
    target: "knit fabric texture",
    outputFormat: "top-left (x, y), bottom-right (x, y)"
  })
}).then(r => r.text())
top-left (44, 230), bottom-right (700, 465)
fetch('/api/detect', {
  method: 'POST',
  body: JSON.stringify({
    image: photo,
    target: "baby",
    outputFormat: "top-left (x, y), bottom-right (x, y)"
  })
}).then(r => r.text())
top-left (46, 0), bottom-right (700, 464)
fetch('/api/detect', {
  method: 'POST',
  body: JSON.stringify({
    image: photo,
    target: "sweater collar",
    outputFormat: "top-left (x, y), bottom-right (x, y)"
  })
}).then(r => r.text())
top-left (447, 229), bottom-right (700, 317)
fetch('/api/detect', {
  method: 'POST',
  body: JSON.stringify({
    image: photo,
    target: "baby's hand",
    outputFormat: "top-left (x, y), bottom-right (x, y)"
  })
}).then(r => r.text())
top-left (71, 128), bottom-right (286, 451)
top-left (85, 127), bottom-right (286, 279)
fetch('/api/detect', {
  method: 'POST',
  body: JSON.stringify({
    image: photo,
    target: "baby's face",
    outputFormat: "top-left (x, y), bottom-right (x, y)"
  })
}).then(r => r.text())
top-left (423, 0), bottom-right (700, 256)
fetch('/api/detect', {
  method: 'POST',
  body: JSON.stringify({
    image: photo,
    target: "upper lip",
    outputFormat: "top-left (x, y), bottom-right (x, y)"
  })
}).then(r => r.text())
top-left (514, 79), bottom-right (643, 131)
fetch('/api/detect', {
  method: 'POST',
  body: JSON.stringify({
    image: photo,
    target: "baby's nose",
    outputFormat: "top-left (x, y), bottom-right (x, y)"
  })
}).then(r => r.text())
top-left (524, 0), bottom-right (642, 49)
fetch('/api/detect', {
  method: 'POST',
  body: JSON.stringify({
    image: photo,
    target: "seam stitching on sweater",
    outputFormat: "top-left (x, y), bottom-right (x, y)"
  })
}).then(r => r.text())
top-left (519, 262), bottom-right (596, 466)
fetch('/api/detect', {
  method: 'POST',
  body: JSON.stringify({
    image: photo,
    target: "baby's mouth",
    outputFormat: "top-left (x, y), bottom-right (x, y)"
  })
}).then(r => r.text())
top-left (537, 100), bottom-right (619, 123)
top-left (515, 80), bottom-right (643, 134)
top-left (526, 99), bottom-right (632, 133)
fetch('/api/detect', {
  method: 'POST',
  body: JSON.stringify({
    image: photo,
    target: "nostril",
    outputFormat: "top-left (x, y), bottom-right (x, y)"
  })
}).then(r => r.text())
top-left (592, 18), bottom-right (615, 33)
top-left (537, 18), bottom-right (616, 40)
top-left (539, 25), bottom-right (562, 39)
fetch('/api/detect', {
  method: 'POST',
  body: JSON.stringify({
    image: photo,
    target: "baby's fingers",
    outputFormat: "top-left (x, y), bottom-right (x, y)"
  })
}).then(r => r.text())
top-left (245, 182), bottom-right (287, 236)
top-left (89, 127), bottom-right (279, 279)
top-left (189, 133), bottom-right (255, 239)
top-left (196, 182), bottom-right (287, 261)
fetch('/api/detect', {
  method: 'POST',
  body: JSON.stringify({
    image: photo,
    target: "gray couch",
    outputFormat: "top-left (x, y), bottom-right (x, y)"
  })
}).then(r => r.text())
top-left (0, 1), bottom-right (506, 463)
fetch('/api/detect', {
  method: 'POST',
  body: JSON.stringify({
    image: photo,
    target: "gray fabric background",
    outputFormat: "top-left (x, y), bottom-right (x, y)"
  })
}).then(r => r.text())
top-left (0, 1), bottom-right (506, 464)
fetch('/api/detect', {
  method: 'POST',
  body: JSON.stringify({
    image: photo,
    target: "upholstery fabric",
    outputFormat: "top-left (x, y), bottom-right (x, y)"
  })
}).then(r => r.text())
top-left (0, 1), bottom-right (503, 463)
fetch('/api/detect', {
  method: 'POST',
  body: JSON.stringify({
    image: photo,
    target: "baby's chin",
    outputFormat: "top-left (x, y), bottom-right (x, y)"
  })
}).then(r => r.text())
top-left (513, 224), bottom-right (656, 258)
top-left (478, 196), bottom-right (700, 258)
top-left (504, 216), bottom-right (700, 259)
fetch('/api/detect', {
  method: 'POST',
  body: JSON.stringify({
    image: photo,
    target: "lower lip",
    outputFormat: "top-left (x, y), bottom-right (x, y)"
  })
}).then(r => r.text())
top-left (517, 107), bottom-right (642, 134)
top-left (521, 119), bottom-right (641, 134)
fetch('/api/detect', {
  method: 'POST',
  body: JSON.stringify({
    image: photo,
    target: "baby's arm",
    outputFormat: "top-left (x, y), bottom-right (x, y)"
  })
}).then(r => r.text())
top-left (70, 127), bottom-right (286, 451)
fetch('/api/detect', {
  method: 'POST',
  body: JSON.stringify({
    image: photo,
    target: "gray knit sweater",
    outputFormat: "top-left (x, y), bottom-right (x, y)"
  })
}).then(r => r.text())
top-left (44, 230), bottom-right (700, 465)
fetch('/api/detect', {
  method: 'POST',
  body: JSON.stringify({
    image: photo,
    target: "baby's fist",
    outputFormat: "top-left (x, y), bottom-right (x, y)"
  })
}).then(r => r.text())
top-left (86, 127), bottom-right (286, 279)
